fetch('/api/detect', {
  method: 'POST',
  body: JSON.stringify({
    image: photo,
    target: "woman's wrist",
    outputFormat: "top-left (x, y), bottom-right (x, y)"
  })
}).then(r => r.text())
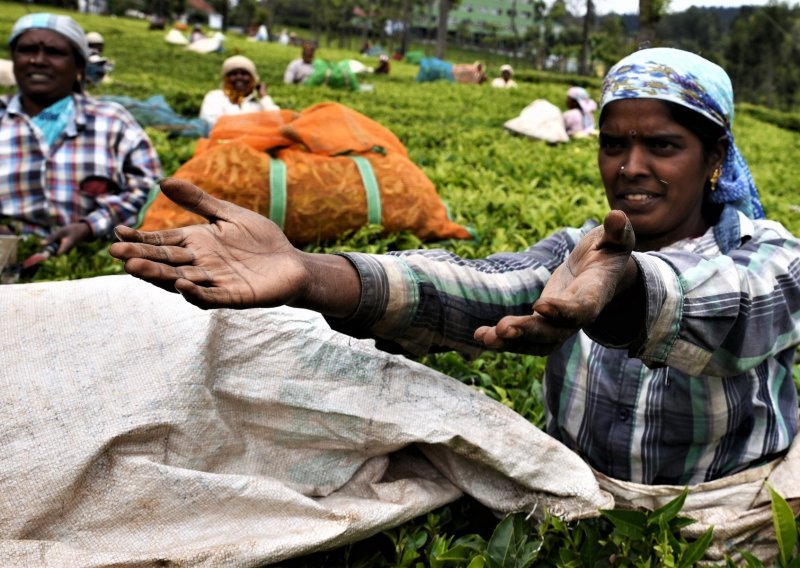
top-left (586, 257), bottom-right (645, 346)
top-left (292, 252), bottom-right (362, 318)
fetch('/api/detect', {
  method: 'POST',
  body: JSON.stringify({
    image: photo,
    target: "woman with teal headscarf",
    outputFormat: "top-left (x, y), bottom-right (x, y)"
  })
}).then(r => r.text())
top-left (112, 48), bottom-right (800, 485)
top-left (0, 13), bottom-right (162, 257)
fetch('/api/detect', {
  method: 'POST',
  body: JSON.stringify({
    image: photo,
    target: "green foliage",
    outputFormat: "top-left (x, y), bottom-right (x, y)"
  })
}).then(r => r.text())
top-left (10, 235), bottom-right (124, 283)
top-left (599, 489), bottom-right (714, 568)
top-left (769, 485), bottom-right (800, 568)
top-left (725, 3), bottom-right (800, 112)
top-left (738, 103), bottom-right (800, 134)
top-left (733, 486), bottom-right (800, 568)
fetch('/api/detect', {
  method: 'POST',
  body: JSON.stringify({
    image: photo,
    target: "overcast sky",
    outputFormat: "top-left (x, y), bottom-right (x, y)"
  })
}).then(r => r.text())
top-left (593, 0), bottom-right (794, 15)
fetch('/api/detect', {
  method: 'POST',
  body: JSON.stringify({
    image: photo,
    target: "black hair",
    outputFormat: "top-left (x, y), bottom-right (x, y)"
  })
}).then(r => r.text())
top-left (661, 100), bottom-right (726, 160)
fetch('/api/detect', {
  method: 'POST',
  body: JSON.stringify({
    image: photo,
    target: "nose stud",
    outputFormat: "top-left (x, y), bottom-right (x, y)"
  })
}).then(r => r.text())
top-left (619, 166), bottom-right (625, 175)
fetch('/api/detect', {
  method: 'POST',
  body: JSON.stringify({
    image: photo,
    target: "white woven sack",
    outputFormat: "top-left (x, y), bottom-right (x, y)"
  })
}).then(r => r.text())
top-left (164, 29), bottom-right (189, 46)
top-left (0, 275), bottom-right (610, 567)
top-left (0, 59), bottom-right (15, 87)
top-left (504, 99), bottom-right (570, 144)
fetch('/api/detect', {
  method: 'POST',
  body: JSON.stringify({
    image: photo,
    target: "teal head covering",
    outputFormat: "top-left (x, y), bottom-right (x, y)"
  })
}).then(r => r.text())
top-left (9, 13), bottom-right (90, 64)
top-left (9, 13), bottom-right (90, 95)
top-left (599, 47), bottom-right (763, 219)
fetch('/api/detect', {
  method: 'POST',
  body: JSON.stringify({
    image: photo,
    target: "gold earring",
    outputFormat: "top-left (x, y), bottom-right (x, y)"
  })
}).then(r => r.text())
top-left (709, 167), bottom-right (722, 192)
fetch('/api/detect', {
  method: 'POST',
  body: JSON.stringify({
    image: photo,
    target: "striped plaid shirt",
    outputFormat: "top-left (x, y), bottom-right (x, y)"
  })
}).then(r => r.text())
top-left (0, 93), bottom-right (162, 237)
top-left (332, 205), bottom-right (800, 484)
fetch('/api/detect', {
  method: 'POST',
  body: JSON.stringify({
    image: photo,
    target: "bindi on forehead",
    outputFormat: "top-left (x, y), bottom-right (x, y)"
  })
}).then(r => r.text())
top-left (16, 29), bottom-right (70, 48)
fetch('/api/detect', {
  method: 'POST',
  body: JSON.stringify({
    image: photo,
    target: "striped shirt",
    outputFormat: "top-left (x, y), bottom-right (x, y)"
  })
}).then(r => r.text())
top-left (332, 205), bottom-right (800, 484)
top-left (0, 93), bottom-right (163, 237)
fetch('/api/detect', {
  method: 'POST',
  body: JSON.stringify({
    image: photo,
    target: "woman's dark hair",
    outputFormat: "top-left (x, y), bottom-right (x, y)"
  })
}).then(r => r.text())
top-left (662, 100), bottom-right (726, 160)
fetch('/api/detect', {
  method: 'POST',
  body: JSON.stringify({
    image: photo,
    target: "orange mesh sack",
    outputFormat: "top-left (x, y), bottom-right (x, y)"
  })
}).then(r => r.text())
top-left (193, 109), bottom-right (297, 155)
top-left (140, 103), bottom-right (472, 245)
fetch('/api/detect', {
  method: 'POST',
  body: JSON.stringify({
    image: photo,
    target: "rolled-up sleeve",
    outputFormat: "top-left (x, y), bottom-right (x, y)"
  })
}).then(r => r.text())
top-left (625, 220), bottom-right (800, 376)
top-left (327, 225), bottom-right (587, 356)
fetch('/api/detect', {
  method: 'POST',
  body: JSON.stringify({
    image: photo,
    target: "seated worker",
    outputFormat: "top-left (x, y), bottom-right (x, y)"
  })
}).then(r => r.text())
top-left (374, 54), bottom-right (390, 75)
top-left (189, 25), bottom-right (205, 43)
top-left (283, 43), bottom-right (315, 85)
top-left (199, 55), bottom-right (279, 127)
top-left (278, 29), bottom-right (290, 45)
top-left (563, 86), bottom-right (597, 137)
top-left (84, 31), bottom-right (113, 86)
top-left (491, 64), bottom-right (517, 89)
top-left (254, 24), bottom-right (268, 42)
top-left (0, 14), bottom-right (163, 255)
top-left (112, 47), bottom-right (800, 487)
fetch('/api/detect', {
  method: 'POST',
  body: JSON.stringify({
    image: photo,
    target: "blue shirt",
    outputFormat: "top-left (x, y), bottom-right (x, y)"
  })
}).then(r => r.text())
top-left (331, 205), bottom-right (800, 484)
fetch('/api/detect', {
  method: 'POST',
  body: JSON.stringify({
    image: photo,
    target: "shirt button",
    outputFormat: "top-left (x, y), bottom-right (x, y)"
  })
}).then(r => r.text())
top-left (618, 408), bottom-right (630, 421)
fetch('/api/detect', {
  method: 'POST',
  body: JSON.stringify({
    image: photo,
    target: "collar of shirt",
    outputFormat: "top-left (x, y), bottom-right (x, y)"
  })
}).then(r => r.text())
top-left (5, 93), bottom-right (87, 137)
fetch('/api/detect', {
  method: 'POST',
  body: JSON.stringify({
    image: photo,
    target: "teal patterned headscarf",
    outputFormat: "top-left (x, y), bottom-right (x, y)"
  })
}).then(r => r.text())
top-left (600, 48), bottom-right (763, 219)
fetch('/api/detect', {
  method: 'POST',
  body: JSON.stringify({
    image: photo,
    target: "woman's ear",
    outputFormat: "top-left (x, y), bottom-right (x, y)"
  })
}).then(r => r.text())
top-left (710, 134), bottom-right (729, 172)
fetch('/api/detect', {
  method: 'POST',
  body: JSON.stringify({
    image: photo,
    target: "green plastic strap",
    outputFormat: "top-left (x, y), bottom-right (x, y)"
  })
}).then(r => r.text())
top-left (134, 181), bottom-right (161, 229)
top-left (348, 156), bottom-right (382, 225)
top-left (269, 157), bottom-right (287, 230)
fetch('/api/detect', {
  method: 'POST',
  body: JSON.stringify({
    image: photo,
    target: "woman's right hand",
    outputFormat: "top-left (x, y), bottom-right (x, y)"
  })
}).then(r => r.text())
top-left (110, 178), bottom-right (360, 316)
top-left (474, 210), bottom-right (637, 355)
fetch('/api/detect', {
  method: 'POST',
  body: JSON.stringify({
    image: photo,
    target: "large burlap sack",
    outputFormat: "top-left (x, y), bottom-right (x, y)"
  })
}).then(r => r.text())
top-left (0, 59), bottom-right (15, 87)
top-left (164, 28), bottom-right (189, 45)
top-left (504, 99), bottom-right (570, 144)
top-left (140, 103), bottom-right (472, 245)
top-left (0, 275), bottom-right (610, 566)
top-left (1, 275), bottom-right (797, 565)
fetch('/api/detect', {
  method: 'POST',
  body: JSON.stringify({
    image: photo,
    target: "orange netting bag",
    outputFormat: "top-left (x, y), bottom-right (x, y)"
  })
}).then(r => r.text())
top-left (140, 102), bottom-right (472, 245)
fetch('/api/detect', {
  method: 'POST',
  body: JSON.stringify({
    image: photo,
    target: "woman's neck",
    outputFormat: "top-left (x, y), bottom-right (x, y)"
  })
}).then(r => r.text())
top-left (21, 93), bottom-right (71, 117)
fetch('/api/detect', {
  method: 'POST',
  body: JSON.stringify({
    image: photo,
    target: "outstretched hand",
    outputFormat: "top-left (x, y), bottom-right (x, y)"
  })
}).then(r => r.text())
top-left (474, 210), bottom-right (637, 355)
top-left (110, 178), bottom-right (313, 310)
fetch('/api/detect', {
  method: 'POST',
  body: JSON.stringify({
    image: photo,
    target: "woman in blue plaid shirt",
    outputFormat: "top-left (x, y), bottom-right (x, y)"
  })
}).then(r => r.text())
top-left (111, 48), bottom-right (800, 485)
top-left (0, 14), bottom-right (162, 255)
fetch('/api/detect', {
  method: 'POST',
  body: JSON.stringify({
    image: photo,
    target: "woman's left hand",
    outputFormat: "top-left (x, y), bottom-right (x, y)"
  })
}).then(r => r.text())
top-left (474, 210), bottom-right (636, 355)
top-left (45, 222), bottom-right (93, 255)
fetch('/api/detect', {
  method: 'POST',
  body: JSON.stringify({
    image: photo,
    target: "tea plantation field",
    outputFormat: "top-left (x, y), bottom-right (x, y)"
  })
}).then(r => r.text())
top-left (2, 3), bottom-right (800, 565)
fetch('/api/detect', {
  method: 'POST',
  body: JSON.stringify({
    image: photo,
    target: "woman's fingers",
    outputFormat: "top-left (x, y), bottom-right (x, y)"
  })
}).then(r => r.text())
top-left (159, 178), bottom-right (240, 223)
top-left (123, 258), bottom-right (213, 284)
top-left (474, 313), bottom-right (574, 355)
top-left (174, 279), bottom-right (239, 310)
top-left (110, 241), bottom-right (195, 264)
top-left (112, 225), bottom-right (189, 247)
top-left (600, 210), bottom-right (635, 251)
